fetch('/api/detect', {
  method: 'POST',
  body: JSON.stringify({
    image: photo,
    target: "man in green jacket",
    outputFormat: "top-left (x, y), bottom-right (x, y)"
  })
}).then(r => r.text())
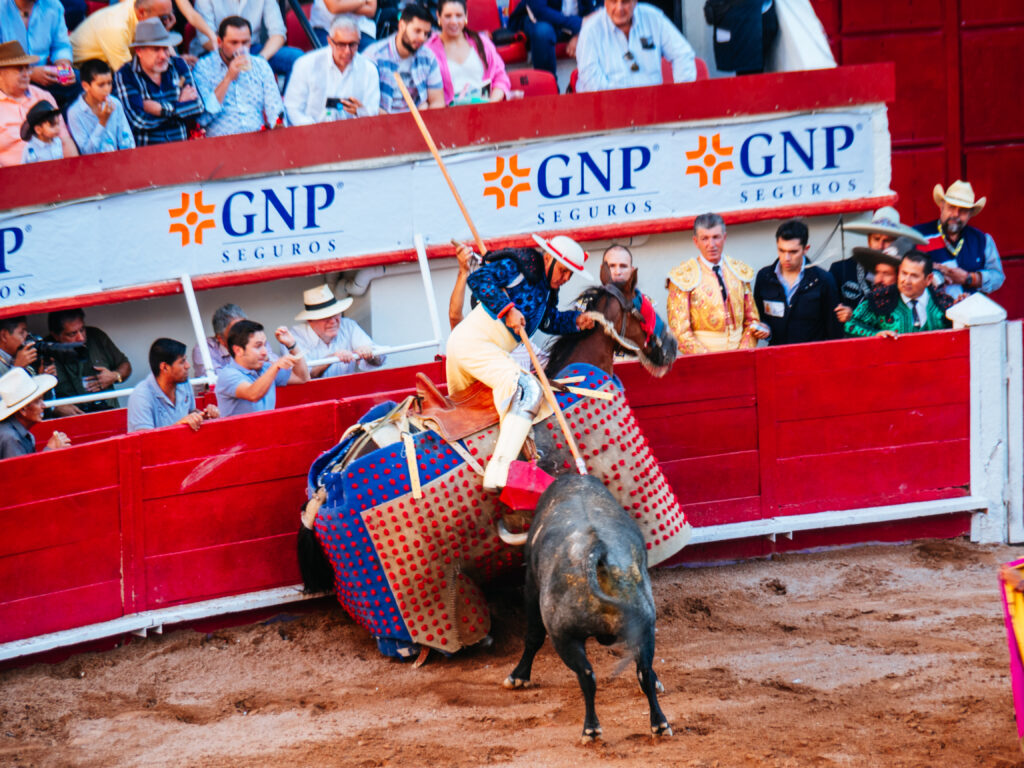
top-left (845, 250), bottom-right (954, 338)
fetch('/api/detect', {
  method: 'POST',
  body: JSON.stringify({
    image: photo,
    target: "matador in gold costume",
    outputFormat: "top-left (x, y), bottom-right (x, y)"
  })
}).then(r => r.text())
top-left (666, 213), bottom-right (763, 355)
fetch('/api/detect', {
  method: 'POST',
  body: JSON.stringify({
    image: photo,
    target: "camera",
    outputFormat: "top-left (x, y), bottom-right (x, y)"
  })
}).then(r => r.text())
top-left (24, 333), bottom-right (89, 364)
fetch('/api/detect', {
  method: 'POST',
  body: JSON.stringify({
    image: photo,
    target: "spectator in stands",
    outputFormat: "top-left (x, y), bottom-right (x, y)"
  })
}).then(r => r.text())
top-left (215, 319), bottom-right (309, 416)
top-left (115, 18), bottom-right (205, 146)
top-left (510, 0), bottom-right (593, 83)
top-left (309, 0), bottom-right (377, 50)
top-left (426, 0), bottom-right (510, 105)
top-left (914, 180), bottom-right (1005, 301)
top-left (0, 367), bottom-right (70, 458)
top-left (70, 0), bottom-right (174, 72)
top-left (66, 57), bottom-right (135, 153)
top-left (193, 15), bottom-right (282, 136)
top-left (0, 40), bottom-right (77, 165)
top-left (602, 244), bottom-right (633, 284)
top-left (575, 0), bottom-right (695, 92)
top-left (753, 219), bottom-right (842, 346)
top-left (59, 0), bottom-right (85, 37)
top-left (192, 0), bottom-right (302, 83)
top-left (0, 315), bottom-right (37, 376)
top-left (365, 3), bottom-right (443, 113)
top-left (289, 284), bottom-right (385, 378)
top-left (848, 236), bottom-right (913, 307)
top-left (127, 337), bottom-right (219, 432)
top-left (832, 206), bottom-right (926, 324)
top-left (283, 15), bottom-right (379, 124)
top-left (844, 250), bottom-right (953, 338)
top-left (703, 0), bottom-right (777, 75)
top-left (47, 307), bottom-right (131, 414)
top-left (19, 98), bottom-right (63, 162)
top-left (192, 302), bottom-right (269, 378)
top-left (0, 0), bottom-right (78, 107)
top-left (666, 212), bottom-right (765, 354)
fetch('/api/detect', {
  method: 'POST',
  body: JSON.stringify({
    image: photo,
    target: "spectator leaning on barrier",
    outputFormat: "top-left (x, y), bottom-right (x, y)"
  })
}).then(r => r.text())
top-left (0, 0), bottom-right (77, 107)
top-left (914, 180), bottom-right (1005, 301)
top-left (666, 212), bottom-right (765, 355)
top-left (215, 319), bottom-right (309, 417)
top-left (844, 250), bottom-right (953, 339)
top-left (509, 0), bottom-right (593, 83)
top-left (191, 302), bottom-right (277, 378)
top-left (19, 98), bottom-right (62, 162)
top-left (0, 367), bottom-right (71, 459)
top-left (192, 0), bottom-right (302, 82)
top-left (115, 17), bottom-right (205, 146)
top-left (289, 284), bottom-right (385, 379)
top-left (0, 40), bottom-right (77, 165)
top-left (127, 337), bottom-right (219, 432)
top-left (66, 58), bottom-right (136, 153)
top-left (47, 307), bottom-right (131, 415)
top-left (753, 219), bottom-right (842, 346)
top-left (284, 15), bottom-right (379, 125)
top-left (364, 3), bottom-right (443, 114)
top-left (575, 0), bottom-right (696, 92)
top-left (70, 0), bottom-right (174, 72)
top-left (703, 0), bottom-right (778, 76)
top-left (0, 315), bottom-right (37, 376)
top-left (193, 15), bottom-right (283, 136)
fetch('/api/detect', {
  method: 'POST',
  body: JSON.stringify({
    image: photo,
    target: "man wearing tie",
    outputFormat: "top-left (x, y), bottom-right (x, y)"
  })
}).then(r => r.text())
top-left (666, 212), bottom-right (765, 354)
top-left (844, 250), bottom-right (953, 338)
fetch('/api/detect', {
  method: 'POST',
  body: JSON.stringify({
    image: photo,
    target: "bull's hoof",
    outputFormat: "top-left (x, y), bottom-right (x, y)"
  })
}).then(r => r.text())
top-left (580, 726), bottom-right (602, 744)
top-left (655, 678), bottom-right (665, 693)
top-left (503, 676), bottom-right (533, 689)
top-left (651, 722), bottom-right (673, 738)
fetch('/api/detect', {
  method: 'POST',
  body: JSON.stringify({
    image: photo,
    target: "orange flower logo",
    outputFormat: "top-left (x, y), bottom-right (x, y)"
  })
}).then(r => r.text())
top-left (482, 155), bottom-right (531, 209)
top-left (685, 134), bottom-right (734, 187)
top-left (168, 191), bottom-right (216, 246)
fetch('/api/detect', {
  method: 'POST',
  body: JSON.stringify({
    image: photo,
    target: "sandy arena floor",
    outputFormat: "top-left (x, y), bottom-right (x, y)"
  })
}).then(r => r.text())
top-left (3, 538), bottom-right (1024, 768)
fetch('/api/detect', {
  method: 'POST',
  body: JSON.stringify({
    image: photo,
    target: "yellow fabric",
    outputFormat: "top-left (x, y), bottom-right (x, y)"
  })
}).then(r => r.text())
top-left (666, 255), bottom-right (760, 356)
top-left (71, 0), bottom-right (137, 69)
top-left (445, 304), bottom-right (524, 418)
top-left (1006, 577), bottom-right (1024, 662)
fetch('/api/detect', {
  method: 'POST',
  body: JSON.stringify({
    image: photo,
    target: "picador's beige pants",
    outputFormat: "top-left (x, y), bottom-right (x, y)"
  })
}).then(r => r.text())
top-left (446, 304), bottom-right (524, 417)
top-left (694, 327), bottom-right (743, 353)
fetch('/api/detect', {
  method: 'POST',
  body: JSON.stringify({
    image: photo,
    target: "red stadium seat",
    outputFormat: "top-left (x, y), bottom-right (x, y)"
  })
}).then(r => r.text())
top-left (470, 0), bottom-right (528, 64)
top-left (508, 68), bottom-right (557, 96)
top-left (695, 56), bottom-right (709, 80)
top-left (286, 2), bottom-right (316, 52)
top-left (85, 0), bottom-right (104, 15)
top-left (568, 56), bottom-right (709, 92)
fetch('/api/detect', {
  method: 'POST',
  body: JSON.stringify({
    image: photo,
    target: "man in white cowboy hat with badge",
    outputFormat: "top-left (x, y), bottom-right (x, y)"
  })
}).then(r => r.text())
top-left (913, 180), bottom-right (1004, 301)
top-left (446, 233), bottom-right (594, 492)
top-left (0, 367), bottom-right (71, 459)
top-left (832, 206), bottom-right (927, 323)
top-left (288, 284), bottom-right (385, 378)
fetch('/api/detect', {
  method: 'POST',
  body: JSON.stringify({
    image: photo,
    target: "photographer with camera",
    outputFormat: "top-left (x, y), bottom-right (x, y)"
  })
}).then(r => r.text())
top-left (0, 367), bottom-right (72, 459)
top-left (47, 308), bottom-right (131, 415)
top-left (0, 316), bottom-right (39, 376)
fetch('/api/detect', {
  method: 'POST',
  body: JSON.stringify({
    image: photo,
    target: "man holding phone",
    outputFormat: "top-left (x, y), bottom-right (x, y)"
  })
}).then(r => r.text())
top-left (283, 15), bottom-right (380, 125)
top-left (193, 15), bottom-right (282, 136)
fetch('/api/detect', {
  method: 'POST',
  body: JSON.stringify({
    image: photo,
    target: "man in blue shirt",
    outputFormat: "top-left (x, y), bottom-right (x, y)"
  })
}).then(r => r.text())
top-left (215, 319), bottom-right (309, 417)
top-left (127, 338), bottom-right (220, 432)
top-left (114, 17), bottom-right (205, 145)
top-left (66, 58), bottom-right (136, 153)
top-left (364, 3), bottom-right (442, 113)
top-left (193, 15), bottom-right (283, 136)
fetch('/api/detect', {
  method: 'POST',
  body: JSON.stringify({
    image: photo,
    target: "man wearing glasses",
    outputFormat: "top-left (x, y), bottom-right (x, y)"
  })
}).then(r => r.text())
top-left (283, 15), bottom-right (380, 124)
top-left (575, 0), bottom-right (695, 92)
top-left (71, 0), bottom-right (175, 72)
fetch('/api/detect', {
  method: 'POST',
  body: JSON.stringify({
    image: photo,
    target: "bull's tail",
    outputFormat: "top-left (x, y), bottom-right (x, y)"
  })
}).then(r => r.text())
top-left (297, 524), bottom-right (335, 593)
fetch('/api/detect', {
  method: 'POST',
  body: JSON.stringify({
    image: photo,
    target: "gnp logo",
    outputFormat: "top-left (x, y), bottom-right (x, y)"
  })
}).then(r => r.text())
top-left (0, 226), bottom-right (28, 301)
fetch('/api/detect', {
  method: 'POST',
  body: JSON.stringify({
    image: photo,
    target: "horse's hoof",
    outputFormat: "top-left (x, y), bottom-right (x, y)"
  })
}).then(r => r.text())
top-left (580, 727), bottom-right (602, 744)
top-left (651, 722), bottom-right (673, 738)
top-left (503, 676), bottom-right (532, 689)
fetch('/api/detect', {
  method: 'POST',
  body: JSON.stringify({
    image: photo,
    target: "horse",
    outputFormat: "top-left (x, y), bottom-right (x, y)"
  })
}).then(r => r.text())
top-left (297, 265), bottom-right (688, 659)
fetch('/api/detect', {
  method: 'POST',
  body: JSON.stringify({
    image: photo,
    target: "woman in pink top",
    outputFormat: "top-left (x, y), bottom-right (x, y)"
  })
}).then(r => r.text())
top-left (426, 0), bottom-right (511, 105)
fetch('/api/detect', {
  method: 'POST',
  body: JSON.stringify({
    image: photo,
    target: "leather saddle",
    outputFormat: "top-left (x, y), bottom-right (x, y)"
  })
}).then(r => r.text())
top-left (414, 373), bottom-right (500, 442)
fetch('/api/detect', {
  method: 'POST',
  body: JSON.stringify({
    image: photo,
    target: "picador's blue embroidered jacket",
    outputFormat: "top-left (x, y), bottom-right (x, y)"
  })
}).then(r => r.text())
top-left (467, 248), bottom-right (581, 341)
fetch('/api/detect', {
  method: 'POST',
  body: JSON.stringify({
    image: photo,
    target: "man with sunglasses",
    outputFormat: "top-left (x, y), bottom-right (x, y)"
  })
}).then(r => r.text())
top-left (283, 14), bottom-right (379, 124)
top-left (70, 0), bottom-right (175, 71)
top-left (575, 0), bottom-right (695, 92)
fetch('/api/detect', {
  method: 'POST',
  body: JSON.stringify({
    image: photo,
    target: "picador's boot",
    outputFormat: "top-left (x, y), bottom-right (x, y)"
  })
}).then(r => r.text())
top-left (483, 413), bottom-right (533, 492)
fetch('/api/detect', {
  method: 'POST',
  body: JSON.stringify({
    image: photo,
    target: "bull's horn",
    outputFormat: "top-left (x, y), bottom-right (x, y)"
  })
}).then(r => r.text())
top-left (497, 519), bottom-right (528, 547)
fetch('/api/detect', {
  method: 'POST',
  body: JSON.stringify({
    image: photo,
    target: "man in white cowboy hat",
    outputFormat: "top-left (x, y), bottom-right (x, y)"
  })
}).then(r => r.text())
top-left (0, 40), bottom-right (78, 166)
top-left (832, 205), bottom-right (927, 323)
top-left (0, 367), bottom-right (71, 459)
top-left (288, 284), bottom-right (385, 378)
top-left (446, 233), bottom-right (595, 492)
top-left (913, 180), bottom-right (1004, 301)
top-left (114, 17), bottom-right (205, 146)
top-left (667, 212), bottom-right (765, 355)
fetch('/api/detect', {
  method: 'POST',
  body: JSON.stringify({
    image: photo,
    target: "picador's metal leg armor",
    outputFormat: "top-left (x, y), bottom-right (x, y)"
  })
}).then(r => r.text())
top-left (483, 372), bottom-right (544, 492)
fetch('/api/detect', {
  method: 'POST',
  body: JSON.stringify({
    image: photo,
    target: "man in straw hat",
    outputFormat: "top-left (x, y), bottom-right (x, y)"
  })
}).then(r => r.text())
top-left (0, 367), bottom-right (71, 459)
top-left (288, 284), bottom-right (385, 378)
top-left (446, 234), bottom-right (594, 492)
top-left (0, 40), bottom-right (78, 166)
top-left (831, 206), bottom-right (927, 324)
top-left (913, 180), bottom-right (1004, 301)
top-left (114, 17), bottom-right (204, 146)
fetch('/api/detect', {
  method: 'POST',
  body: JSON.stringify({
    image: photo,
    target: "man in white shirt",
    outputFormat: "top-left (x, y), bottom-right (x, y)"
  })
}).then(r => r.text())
top-left (575, 0), bottom-right (696, 92)
top-left (283, 15), bottom-right (380, 125)
top-left (288, 284), bottom-right (386, 378)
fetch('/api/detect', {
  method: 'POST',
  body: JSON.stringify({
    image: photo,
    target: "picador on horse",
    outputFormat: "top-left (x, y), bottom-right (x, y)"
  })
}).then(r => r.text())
top-left (298, 232), bottom-right (690, 659)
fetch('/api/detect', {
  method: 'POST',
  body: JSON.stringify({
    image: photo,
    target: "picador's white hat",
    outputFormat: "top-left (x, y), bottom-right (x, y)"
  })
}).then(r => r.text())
top-left (531, 234), bottom-right (589, 274)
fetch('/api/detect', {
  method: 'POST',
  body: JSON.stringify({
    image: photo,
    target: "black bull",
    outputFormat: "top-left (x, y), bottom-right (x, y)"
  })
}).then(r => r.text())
top-left (504, 474), bottom-right (671, 742)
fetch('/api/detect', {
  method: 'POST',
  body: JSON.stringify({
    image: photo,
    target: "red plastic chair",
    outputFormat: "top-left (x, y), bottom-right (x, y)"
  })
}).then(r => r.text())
top-left (509, 68), bottom-right (557, 96)
top-left (471, 0), bottom-right (528, 64)
top-left (285, 3), bottom-right (316, 52)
